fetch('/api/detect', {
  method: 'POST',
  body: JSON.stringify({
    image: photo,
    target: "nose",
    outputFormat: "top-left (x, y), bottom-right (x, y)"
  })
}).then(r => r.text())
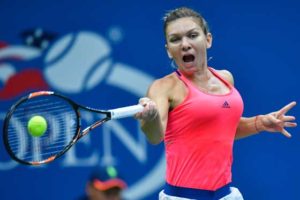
top-left (181, 37), bottom-right (191, 51)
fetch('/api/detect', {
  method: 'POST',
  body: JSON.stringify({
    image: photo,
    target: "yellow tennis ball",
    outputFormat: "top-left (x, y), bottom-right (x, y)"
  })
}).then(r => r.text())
top-left (27, 115), bottom-right (47, 137)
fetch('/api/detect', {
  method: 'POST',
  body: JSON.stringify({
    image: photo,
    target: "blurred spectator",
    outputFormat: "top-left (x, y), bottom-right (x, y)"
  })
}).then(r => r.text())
top-left (79, 166), bottom-right (127, 200)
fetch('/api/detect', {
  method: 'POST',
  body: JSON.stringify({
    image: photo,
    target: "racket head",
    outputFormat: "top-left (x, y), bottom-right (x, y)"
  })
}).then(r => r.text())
top-left (3, 91), bottom-right (81, 165)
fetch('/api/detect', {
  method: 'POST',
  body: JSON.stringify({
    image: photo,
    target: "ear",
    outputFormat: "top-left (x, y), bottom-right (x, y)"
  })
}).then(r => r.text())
top-left (206, 33), bottom-right (213, 49)
top-left (165, 44), bottom-right (173, 59)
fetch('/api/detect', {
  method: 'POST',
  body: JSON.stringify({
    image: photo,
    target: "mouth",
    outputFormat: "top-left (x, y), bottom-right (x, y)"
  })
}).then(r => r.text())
top-left (182, 54), bottom-right (195, 63)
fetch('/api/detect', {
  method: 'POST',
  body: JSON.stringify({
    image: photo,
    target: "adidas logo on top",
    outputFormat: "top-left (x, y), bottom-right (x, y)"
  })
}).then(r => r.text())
top-left (222, 101), bottom-right (230, 108)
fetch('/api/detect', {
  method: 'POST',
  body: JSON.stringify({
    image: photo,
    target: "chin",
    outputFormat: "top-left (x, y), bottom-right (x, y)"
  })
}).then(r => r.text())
top-left (180, 66), bottom-right (197, 75)
top-left (183, 63), bottom-right (196, 70)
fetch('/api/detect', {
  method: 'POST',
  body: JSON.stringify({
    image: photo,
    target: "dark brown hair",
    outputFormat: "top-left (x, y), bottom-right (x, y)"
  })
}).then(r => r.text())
top-left (163, 7), bottom-right (210, 37)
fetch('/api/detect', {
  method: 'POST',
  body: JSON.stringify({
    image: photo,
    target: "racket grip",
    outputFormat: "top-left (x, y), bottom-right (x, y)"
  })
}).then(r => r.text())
top-left (109, 104), bottom-right (144, 119)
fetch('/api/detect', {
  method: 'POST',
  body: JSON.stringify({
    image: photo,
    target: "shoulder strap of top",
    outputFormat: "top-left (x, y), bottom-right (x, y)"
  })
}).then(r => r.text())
top-left (175, 68), bottom-right (233, 90)
top-left (174, 70), bottom-right (190, 85)
top-left (208, 67), bottom-right (233, 89)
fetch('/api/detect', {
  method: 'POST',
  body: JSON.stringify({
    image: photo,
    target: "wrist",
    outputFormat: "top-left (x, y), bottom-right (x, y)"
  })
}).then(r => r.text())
top-left (254, 115), bottom-right (263, 133)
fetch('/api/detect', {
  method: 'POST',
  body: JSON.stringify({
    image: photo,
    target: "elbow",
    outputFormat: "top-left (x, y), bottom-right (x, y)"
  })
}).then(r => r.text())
top-left (148, 137), bottom-right (163, 145)
top-left (140, 122), bottom-right (164, 145)
top-left (141, 128), bottom-right (163, 145)
top-left (234, 129), bottom-right (241, 140)
top-left (234, 134), bottom-right (242, 140)
top-left (144, 131), bottom-right (164, 145)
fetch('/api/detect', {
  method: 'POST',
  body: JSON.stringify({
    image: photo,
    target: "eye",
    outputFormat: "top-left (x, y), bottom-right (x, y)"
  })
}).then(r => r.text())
top-left (188, 32), bottom-right (199, 39)
top-left (169, 37), bottom-right (180, 43)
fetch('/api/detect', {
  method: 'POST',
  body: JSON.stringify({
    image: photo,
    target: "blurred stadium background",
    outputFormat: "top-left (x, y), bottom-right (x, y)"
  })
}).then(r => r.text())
top-left (0, 0), bottom-right (299, 199)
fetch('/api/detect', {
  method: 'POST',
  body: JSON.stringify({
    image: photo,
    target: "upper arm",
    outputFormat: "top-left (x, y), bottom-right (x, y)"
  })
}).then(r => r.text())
top-left (146, 77), bottom-right (172, 133)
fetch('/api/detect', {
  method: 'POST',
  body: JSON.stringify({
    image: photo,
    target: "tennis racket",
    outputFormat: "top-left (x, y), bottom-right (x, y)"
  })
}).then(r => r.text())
top-left (3, 91), bottom-right (143, 166)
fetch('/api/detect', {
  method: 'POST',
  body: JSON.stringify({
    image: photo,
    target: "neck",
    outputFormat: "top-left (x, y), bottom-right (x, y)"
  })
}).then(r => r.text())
top-left (179, 63), bottom-right (211, 82)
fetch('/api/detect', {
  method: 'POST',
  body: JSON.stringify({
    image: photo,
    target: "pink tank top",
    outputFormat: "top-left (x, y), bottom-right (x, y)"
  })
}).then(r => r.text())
top-left (165, 68), bottom-right (244, 190)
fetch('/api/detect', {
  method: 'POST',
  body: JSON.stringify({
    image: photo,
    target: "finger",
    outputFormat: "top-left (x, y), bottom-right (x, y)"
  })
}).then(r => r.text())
top-left (281, 115), bottom-right (296, 122)
top-left (134, 113), bottom-right (141, 119)
top-left (139, 97), bottom-right (151, 106)
top-left (284, 122), bottom-right (297, 127)
top-left (147, 101), bottom-right (156, 113)
top-left (148, 102), bottom-right (158, 117)
top-left (281, 129), bottom-right (292, 138)
top-left (134, 111), bottom-right (145, 120)
top-left (277, 101), bottom-right (297, 116)
top-left (148, 101), bottom-right (156, 109)
top-left (268, 115), bottom-right (282, 124)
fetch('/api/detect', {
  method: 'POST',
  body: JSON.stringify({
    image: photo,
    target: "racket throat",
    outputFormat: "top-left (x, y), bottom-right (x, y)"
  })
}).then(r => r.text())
top-left (81, 118), bottom-right (109, 137)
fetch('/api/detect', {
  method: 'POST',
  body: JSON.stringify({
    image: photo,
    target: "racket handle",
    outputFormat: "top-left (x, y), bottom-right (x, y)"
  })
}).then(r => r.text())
top-left (109, 104), bottom-right (144, 119)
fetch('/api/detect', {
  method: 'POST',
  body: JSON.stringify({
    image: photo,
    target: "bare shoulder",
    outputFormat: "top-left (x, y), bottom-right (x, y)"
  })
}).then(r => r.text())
top-left (147, 72), bottom-right (187, 109)
top-left (147, 73), bottom-right (178, 97)
top-left (214, 68), bottom-right (235, 85)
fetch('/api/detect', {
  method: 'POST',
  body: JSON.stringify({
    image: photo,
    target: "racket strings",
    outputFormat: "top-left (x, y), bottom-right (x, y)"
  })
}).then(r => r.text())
top-left (17, 146), bottom-right (69, 161)
top-left (6, 95), bottom-right (79, 164)
top-left (7, 135), bottom-right (75, 152)
top-left (7, 115), bottom-right (76, 144)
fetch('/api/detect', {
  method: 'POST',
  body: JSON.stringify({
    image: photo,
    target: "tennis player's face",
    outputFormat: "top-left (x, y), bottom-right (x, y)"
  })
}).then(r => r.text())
top-left (166, 17), bottom-right (212, 74)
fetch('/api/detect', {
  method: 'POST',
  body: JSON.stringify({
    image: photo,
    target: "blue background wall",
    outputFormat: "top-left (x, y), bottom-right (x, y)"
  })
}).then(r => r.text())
top-left (0, 0), bottom-right (299, 199)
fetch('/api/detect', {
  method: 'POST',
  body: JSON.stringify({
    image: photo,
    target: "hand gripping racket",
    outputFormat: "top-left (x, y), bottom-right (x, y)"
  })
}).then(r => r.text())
top-left (3, 91), bottom-right (143, 165)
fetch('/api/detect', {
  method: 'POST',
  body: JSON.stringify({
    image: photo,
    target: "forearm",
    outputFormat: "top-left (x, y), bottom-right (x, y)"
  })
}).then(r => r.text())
top-left (235, 116), bottom-right (263, 139)
top-left (140, 115), bottom-right (164, 145)
top-left (235, 102), bottom-right (297, 139)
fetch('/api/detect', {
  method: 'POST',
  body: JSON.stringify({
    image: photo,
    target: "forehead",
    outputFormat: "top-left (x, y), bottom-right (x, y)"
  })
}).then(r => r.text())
top-left (166, 17), bottom-right (202, 36)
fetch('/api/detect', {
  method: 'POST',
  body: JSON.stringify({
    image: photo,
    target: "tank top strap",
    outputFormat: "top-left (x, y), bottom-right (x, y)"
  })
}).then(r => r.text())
top-left (208, 67), bottom-right (233, 89)
top-left (174, 70), bottom-right (192, 87)
top-left (175, 68), bottom-right (233, 93)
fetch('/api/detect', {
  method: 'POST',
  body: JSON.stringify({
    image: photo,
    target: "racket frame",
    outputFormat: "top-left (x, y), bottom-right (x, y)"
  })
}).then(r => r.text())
top-left (3, 91), bottom-right (113, 165)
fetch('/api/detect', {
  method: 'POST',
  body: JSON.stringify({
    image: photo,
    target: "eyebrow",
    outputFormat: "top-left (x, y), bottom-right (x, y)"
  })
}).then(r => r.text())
top-left (167, 27), bottom-right (200, 38)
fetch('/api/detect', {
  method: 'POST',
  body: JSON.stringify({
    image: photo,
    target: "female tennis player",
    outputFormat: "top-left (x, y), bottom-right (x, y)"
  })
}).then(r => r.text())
top-left (135, 7), bottom-right (297, 200)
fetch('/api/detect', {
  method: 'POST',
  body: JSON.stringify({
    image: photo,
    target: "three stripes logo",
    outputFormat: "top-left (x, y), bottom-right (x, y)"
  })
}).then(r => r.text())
top-left (222, 101), bottom-right (230, 108)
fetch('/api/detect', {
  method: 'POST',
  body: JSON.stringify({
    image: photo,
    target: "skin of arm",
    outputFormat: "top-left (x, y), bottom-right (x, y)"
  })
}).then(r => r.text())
top-left (137, 68), bottom-right (296, 143)
top-left (218, 69), bottom-right (297, 139)
top-left (137, 77), bottom-right (174, 145)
